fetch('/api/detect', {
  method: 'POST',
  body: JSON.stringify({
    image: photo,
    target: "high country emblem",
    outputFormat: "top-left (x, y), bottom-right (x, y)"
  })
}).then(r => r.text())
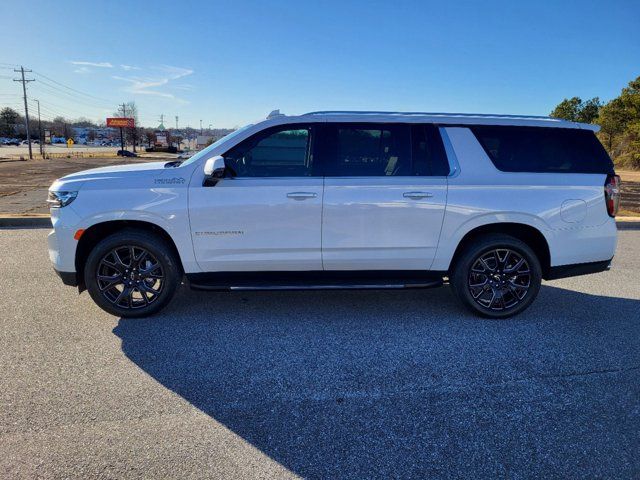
top-left (154, 177), bottom-right (186, 185)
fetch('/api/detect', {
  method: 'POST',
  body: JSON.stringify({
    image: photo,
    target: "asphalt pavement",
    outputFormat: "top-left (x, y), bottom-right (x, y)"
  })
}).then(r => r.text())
top-left (1, 228), bottom-right (639, 479)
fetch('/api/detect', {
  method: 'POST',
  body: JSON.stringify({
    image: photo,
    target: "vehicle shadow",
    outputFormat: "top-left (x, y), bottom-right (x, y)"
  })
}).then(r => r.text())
top-left (113, 285), bottom-right (640, 479)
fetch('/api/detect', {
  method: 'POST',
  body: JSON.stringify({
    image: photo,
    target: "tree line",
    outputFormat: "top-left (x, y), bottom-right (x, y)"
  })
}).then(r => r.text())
top-left (0, 105), bottom-right (159, 147)
top-left (550, 75), bottom-right (640, 169)
top-left (0, 103), bottom-right (231, 150)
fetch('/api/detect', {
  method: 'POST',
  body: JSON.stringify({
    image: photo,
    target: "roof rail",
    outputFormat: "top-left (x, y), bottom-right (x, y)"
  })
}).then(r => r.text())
top-left (304, 110), bottom-right (552, 120)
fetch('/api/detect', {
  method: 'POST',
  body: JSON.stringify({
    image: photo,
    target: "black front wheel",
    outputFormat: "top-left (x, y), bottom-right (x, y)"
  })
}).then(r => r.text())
top-left (84, 229), bottom-right (181, 318)
top-left (450, 234), bottom-right (542, 319)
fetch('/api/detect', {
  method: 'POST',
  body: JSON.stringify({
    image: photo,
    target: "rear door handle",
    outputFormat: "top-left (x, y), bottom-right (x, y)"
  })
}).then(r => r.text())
top-left (403, 191), bottom-right (433, 199)
top-left (287, 192), bottom-right (318, 200)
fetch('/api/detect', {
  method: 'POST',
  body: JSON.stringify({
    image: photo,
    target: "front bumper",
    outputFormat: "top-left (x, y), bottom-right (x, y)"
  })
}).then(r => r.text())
top-left (48, 204), bottom-right (82, 274)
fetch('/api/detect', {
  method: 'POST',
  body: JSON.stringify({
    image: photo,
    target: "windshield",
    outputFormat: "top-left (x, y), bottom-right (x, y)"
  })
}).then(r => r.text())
top-left (180, 124), bottom-right (254, 167)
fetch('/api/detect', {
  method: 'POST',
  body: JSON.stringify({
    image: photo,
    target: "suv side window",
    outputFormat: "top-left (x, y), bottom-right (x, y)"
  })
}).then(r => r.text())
top-left (411, 124), bottom-right (451, 176)
top-left (321, 123), bottom-right (450, 176)
top-left (323, 124), bottom-right (411, 176)
top-left (471, 126), bottom-right (614, 174)
top-left (224, 125), bottom-right (314, 177)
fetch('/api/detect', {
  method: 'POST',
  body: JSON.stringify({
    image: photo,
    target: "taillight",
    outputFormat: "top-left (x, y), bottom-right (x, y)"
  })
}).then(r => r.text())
top-left (604, 174), bottom-right (621, 218)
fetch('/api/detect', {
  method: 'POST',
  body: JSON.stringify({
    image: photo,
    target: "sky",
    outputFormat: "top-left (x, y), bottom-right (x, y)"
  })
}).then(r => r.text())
top-left (1, 0), bottom-right (639, 128)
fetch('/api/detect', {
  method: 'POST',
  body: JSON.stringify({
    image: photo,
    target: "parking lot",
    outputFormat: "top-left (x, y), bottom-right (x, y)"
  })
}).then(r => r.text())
top-left (1, 228), bottom-right (639, 478)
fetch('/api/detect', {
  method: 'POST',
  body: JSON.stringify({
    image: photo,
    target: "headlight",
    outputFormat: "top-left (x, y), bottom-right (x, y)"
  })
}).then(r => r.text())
top-left (47, 190), bottom-right (78, 208)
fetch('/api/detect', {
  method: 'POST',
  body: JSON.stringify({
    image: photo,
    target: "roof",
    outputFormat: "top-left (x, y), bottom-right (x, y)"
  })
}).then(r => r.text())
top-left (266, 110), bottom-right (599, 131)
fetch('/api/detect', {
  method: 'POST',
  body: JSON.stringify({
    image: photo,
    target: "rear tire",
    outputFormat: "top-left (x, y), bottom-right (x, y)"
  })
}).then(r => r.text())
top-left (450, 234), bottom-right (542, 319)
top-left (84, 229), bottom-right (181, 318)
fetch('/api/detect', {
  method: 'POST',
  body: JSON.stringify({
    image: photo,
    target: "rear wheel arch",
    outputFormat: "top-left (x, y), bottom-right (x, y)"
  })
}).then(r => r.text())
top-left (449, 223), bottom-right (551, 279)
top-left (75, 220), bottom-right (184, 291)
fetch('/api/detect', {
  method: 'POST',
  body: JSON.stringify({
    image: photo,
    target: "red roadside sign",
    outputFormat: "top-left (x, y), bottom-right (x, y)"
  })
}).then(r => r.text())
top-left (106, 117), bottom-right (135, 128)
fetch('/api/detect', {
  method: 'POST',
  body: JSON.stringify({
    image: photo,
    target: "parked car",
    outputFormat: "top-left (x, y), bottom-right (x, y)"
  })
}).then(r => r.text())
top-left (47, 110), bottom-right (620, 318)
top-left (116, 150), bottom-right (138, 157)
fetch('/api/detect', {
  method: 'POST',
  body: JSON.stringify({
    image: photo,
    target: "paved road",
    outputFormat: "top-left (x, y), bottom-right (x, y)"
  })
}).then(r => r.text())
top-left (1, 229), bottom-right (639, 479)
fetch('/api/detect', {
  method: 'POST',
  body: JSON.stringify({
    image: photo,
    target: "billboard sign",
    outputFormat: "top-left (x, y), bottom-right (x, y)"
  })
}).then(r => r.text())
top-left (106, 117), bottom-right (135, 128)
top-left (155, 131), bottom-right (169, 147)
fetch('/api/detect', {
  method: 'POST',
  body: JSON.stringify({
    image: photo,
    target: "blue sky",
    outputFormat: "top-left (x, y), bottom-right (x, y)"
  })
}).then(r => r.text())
top-left (1, 0), bottom-right (638, 128)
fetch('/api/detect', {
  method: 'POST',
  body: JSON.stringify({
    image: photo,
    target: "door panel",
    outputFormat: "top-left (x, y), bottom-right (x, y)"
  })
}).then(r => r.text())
top-left (322, 177), bottom-right (447, 270)
top-left (189, 177), bottom-right (323, 271)
top-left (188, 123), bottom-right (323, 272)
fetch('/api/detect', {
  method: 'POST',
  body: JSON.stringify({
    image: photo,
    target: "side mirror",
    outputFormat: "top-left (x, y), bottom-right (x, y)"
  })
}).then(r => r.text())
top-left (203, 155), bottom-right (226, 186)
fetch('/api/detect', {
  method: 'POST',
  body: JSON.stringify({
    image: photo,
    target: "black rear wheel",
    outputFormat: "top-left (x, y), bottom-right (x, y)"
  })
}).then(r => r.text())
top-left (84, 229), bottom-right (180, 318)
top-left (450, 234), bottom-right (542, 318)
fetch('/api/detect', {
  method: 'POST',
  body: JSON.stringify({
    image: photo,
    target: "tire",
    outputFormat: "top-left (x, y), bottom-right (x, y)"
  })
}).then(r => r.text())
top-left (84, 229), bottom-right (181, 318)
top-left (450, 234), bottom-right (542, 319)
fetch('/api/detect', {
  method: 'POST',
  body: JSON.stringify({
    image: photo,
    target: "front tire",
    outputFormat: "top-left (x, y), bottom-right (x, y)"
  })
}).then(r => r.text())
top-left (84, 229), bottom-right (181, 318)
top-left (450, 234), bottom-right (542, 319)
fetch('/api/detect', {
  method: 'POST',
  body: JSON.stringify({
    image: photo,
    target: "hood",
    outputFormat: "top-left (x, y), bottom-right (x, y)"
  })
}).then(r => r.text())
top-left (61, 161), bottom-right (169, 180)
top-left (50, 161), bottom-right (188, 192)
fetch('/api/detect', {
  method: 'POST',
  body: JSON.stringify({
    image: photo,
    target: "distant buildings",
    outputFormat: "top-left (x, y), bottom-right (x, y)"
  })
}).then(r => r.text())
top-left (71, 126), bottom-right (118, 145)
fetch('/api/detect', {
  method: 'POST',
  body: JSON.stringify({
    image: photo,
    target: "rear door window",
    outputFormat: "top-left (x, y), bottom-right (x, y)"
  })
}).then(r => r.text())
top-left (329, 124), bottom-right (411, 176)
top-left (322, 123), bottom-right (449, 176)
top-left (411, 125), bottom-right (450, 176)
top-left (471, 126), bottom-right (614, 174)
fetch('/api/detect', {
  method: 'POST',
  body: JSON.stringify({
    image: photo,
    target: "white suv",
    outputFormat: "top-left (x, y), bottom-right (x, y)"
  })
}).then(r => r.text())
top-left (47, 111), bottom-right (620, 319)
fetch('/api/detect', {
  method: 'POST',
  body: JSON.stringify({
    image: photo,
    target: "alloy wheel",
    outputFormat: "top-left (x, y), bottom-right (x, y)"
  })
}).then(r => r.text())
top-left (468, 248), bottom-right (531, 311)
top-left (96, 245), bottom-right (164, 309)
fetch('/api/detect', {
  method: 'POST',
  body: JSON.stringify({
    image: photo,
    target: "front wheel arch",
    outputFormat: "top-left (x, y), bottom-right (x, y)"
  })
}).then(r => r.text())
top-left (75, 220), bottom-right (184, 291)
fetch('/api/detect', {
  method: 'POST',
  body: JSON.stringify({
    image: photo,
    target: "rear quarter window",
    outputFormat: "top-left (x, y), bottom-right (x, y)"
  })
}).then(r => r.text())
top-left (471, 126), bottom-right (614, 174)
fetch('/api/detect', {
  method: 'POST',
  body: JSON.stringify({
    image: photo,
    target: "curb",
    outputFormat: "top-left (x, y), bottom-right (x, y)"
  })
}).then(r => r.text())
top-left (0, 216), bottom-right (51, 228)
top-left (616, 221), bottom-right (640, 230)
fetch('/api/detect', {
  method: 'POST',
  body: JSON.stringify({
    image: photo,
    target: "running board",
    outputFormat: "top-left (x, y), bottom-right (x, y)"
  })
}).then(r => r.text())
top-left (187, 270), bottom-right (445, 292)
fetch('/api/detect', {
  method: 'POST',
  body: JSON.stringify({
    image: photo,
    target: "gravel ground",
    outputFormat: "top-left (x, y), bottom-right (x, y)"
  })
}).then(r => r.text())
top-left (0, 228), bottom-right (639, 479)
top-left (0, 156), bottom-right (165, 215)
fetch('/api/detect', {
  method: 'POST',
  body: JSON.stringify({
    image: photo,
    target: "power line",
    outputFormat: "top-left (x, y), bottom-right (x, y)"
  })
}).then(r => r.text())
top-left (31, 70), bottom-right (116, 105)
top-left (30, 80), bottom-right (112, 110)
top-left (28, 98), bottom-right (87, 118)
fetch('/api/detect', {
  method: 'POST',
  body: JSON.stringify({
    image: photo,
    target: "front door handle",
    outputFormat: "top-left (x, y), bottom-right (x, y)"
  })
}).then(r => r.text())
top-left (403, 191), bottom-right (433, 200)
top-left (287, 192), bottom-right (318, 200)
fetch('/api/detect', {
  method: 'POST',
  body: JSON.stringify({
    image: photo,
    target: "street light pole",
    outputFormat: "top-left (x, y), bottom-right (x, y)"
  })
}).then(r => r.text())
top-left (34, 99), bottom-right (43, 157)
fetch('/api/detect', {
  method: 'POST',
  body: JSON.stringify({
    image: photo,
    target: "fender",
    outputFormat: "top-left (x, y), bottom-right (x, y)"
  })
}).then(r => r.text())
top-left (430, 211), bottom-right (553, 271)
top-left (75, 209), bottom-right (199, 273)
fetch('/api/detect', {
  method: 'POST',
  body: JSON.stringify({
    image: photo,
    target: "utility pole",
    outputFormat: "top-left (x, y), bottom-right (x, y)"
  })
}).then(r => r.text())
top-left (34, 99), bottom-right (43, 157)
top-left (175, 116), bottom-right (179, 130)
top-left (200, 119), bottom-right (203, 135)
top-left (13, 66), bottom-right (34, 160)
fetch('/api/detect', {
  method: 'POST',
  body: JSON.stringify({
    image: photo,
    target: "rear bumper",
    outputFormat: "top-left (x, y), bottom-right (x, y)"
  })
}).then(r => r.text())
top-left (545, 258), bottom-right (612, 280)
top-left (54, 267), bottom-right (79, 287)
